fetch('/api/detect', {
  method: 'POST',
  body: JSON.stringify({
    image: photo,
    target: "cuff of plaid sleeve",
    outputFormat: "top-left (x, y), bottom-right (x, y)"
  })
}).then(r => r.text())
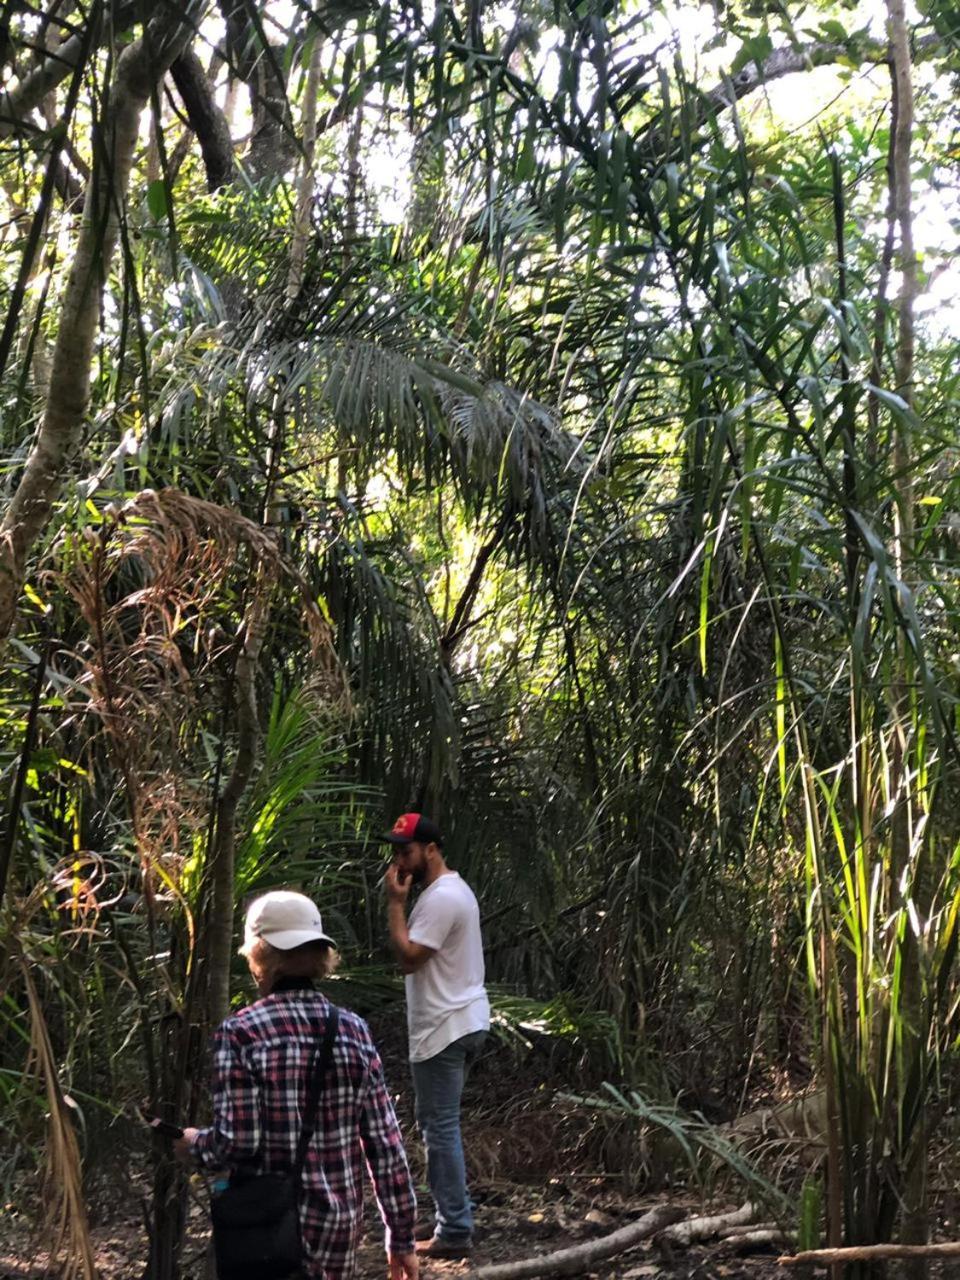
top-left (188, 1127), bottom-right (219, 1168)
top-left (385, 1227), bottom-right (415, 1256)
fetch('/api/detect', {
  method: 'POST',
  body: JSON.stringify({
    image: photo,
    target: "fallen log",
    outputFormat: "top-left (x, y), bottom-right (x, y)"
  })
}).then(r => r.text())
top-left (660, 1202), bottom-right (758, 1245)
top-left (470, 1204), bottom-right (685, 1279)
top-left (779, 1243), bottom-right (960, 1266)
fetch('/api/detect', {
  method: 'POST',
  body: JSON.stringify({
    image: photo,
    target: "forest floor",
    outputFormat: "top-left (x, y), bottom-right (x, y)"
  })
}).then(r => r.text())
top-left (1, 1023), bottom-right (955, 1279)
top-left (354, 1182), bottom-right (788, 1280)
top-left (0, 1178), bottom-right (790, 1280)
top-left (3, 1176), bottom-right (955, 1280)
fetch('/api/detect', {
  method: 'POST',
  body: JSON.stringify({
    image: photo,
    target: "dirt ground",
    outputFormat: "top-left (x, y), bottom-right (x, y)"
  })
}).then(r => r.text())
top-left (2, 1147), bottom-right (956, 1280)
top-left (0, 1179), bottom-right (789, 1280)
top-left (1, 1029), bottom-right (955, 1279)
top-left (353, 1184), bottom-right (788, 1280)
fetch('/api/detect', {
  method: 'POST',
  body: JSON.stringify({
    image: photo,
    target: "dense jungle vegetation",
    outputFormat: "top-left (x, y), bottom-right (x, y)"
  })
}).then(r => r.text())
top-left (1, 0), bottom-right (959, 1276)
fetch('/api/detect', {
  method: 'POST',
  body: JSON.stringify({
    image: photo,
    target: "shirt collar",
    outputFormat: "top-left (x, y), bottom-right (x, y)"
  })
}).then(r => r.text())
top-left (270, 976), bottom-right (317, 994)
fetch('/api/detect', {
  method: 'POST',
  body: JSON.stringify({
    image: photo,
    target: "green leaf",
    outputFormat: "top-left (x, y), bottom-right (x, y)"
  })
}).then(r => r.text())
top-left (147, 179), bottom-right (170, 222)
top-left (818, 19), bottom-right (849, 41)
top-left (731, 33), bottom-right (774, 76)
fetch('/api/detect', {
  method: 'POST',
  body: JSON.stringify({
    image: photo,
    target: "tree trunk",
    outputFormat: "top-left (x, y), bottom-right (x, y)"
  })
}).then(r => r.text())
top-left (206, 587), bottom-right (269, 1027)
top-left (218, 0), bottom-right (294, 180)
top-left (170, 47), bottom-right (235, 192)
top-left (0, 8), bottom-right (199, 643)
top-left (885, 0), bottom-right (923, 1272)
top-left (286, 34), bottom-right (323, 303)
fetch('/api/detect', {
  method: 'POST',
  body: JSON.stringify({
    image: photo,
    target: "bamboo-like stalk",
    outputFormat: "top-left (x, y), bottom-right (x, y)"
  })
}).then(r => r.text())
top-left (21, 959), bottom-right (98, 1280)
top-left (886, 0), bottom-right (924, 1272)
top-left (206, 585), bottom-right (270, 1027)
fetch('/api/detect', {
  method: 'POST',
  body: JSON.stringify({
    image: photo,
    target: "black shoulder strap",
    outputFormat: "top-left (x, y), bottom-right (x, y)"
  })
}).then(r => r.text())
top-left (292, 1005), bottom-right (340, 1181)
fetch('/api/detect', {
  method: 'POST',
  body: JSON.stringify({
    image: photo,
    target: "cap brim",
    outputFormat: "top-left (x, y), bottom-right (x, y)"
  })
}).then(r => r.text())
top-left (261, 928), bottom-right (336, 951)
top-left (381, 832), bottom-right (412, 844)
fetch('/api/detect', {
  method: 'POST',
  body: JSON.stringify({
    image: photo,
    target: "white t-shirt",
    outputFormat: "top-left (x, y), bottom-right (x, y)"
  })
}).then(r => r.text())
top-left (405, 872), bottom-right (490, 1062)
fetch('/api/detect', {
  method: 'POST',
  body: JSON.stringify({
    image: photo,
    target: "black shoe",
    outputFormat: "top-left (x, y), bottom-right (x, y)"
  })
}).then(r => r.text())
top-left (415, 1222), bottom-right (437, 1242)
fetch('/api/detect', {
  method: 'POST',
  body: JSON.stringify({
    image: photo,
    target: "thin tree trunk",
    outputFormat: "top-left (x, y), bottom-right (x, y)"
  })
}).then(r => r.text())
top-left (888, 0), bottom-right (917, 552)
top-left (170, 47), bottom-right (235, 192)
top-left (0, 8), bottom-right (199, 643)
top-left (885, 0), bottom-right (923, 1272)
top-left (440, 513), bottom-right (509, 658)
top-left (866, 68), bottom-right (898, 465)
top-left (287, 34), bottom-right (323, 302)
top-left (342, 101), bottom-right (364, 266)
top-left (205, 587), bottom-right (269, 1027)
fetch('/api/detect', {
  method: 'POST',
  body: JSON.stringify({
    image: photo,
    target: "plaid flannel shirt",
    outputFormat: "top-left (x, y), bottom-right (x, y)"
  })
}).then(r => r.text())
top-left (191, 987), bottom-right (416, 1279)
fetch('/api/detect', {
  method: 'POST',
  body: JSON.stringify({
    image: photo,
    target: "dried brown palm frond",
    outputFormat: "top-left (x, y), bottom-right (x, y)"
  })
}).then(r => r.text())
top-left (19, 955), bottom-right (98, 1280)
top-left (119, 486), bottom-right (346, 705)
top-left (50, 485), bottom-right (349, 910)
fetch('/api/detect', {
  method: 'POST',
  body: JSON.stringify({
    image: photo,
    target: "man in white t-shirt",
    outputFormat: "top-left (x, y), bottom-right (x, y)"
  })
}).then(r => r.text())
top-left (383, 812), bottom-right (490, 1261)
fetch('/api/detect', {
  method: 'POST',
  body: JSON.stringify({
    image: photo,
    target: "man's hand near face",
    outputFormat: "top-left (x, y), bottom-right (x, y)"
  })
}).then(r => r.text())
top-left (385, 862), bottom-right (412, 905)
top-left (385, 861), bottom-right (435, 974)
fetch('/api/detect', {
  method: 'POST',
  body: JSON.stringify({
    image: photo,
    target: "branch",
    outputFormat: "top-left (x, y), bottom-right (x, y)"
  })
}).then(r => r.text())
top-left (780, 1243), bottom-right (960, 1267)
top-left (634, 31), bottom-right (942, 161)
top-left (0, 2), bottom-right (142, 139)
top-left (217, 0), bottom-right (295, 179)
top-left (661, 1203), bottom-right (759, 1245)
top-left (471, 1205), bottom-right (685, 1280)
top-left (439, 513), bottom-right (509, 658)
top-left (724, 1229), bottom-right (791, 1251)
top-left (170, 46), bottom-right (235, 191)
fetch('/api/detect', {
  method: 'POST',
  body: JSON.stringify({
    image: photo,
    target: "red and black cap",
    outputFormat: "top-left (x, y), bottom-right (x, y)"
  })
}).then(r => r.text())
top-left (381, 812), bottom-right (444, 846)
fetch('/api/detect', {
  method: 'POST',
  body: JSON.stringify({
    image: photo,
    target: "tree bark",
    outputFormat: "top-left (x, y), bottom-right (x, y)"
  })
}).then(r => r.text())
top-left (205, 586), bottom-right (269, 1027)
top-left (780, 1243), bottom-right (960, 1267)
top-left (634, 33), bottom-right (939, 162)
top-left (286, 34), bottom-right (323, 302)
top-left (0, 2), bottom-right (143, 138)
top-left (886, 0), bottom-right (923, 1272)
top-left (170, 47), bottom-right (235, 192)
top-left (661, 1203), bottom-right (758, 1245)
top-left (218, 0), bottom-right (294, 180)
top-left (0, 7), bottom-right (200, 643)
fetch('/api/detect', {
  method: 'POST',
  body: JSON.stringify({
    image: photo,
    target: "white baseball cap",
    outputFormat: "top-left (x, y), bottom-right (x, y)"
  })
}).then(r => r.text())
top-left (243, 891), bottom-right (336, 951)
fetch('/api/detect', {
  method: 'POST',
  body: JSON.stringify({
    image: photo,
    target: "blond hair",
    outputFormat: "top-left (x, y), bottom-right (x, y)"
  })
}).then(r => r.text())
top-left (240, 936), bottom-right (339, 992)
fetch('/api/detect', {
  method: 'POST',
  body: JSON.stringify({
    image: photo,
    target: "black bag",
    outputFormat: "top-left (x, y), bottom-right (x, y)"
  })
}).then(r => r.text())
top-left (211, 1006), bottom-right (340, 1280)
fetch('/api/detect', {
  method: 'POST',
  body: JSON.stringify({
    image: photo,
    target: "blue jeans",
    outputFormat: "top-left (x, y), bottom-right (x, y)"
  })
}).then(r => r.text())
top-left (411, 1030), bottom-right (486, 1242)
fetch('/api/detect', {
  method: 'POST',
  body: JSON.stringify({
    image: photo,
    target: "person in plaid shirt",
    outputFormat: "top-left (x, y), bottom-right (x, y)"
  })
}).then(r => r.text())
top-left (176, 891), bottom-right (418, 1280)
